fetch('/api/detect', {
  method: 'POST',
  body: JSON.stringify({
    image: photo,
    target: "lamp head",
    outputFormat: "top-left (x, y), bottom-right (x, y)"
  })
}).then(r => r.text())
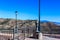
top-left (15, 11), bottom-right (18, 14)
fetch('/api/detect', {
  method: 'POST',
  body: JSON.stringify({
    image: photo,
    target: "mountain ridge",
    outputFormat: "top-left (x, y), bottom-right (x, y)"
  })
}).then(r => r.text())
top-left (0, 18), bottom-right (60, 34)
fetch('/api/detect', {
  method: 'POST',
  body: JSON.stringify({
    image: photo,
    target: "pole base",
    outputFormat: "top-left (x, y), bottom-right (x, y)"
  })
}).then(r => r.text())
top-left (39, 32), bottom-right (43, 40)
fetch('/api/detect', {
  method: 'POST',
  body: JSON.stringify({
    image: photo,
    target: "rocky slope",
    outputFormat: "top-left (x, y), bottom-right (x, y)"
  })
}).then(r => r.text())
top-left (40, 20), bottom-right (60, 34)
top-left (0, 18), bottom-right (37, 34)
top-left (0, 18), bottom-right (60, 34)
top-left (0, 18), bottom-right (36, 29)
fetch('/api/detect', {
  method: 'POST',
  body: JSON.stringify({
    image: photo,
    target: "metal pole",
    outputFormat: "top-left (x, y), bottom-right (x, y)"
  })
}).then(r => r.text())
top-left (13, 11), bottom-right (18, 40)
top-left (23, 30), bottom-right (25, 40)
top-left (36, 0), bottom-right (40, 33)
top-left (13, 29), bottom-right (14, 40)
top-left (38, 0), bottom-right (43, 40)
top-left (36, 0), bottom-right (40, 34)
top-left (24, 26), bottom-right (26, 40)
top-left (15, 11), bottom-right (18, 33)
top-left (38, 0), bottom-right (40, 32)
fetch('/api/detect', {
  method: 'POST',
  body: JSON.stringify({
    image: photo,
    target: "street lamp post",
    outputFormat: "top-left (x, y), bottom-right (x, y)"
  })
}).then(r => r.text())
top-left (38, 0), bottom-right (40, 32)
top-left (38, 0), bottom-right (43, 40)
top-left (15, 11), bottom-right (18, 33)
top-left (13, 11), bottom-right (19, 40)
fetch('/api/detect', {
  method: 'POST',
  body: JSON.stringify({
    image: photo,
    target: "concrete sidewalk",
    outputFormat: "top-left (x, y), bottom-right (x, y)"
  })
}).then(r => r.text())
top-left (25, 35), bottom-right (60, 40)
top-left (25, 38), bottom-right (38, 40)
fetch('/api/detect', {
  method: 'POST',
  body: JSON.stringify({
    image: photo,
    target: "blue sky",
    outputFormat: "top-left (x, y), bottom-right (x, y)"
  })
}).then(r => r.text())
top-left (40, 0), bottom-right (60, 22)
top-left (0, 0), bottom-right (38, 20)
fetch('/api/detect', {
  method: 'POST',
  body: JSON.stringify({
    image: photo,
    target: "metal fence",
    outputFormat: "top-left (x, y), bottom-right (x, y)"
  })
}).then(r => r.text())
top-left (0, 27), bottom-right (37, 40)
top-left (0, 29), bottom-right (13, 40)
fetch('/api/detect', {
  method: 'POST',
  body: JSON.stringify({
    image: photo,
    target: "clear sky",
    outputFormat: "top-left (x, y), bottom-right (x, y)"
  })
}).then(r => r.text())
top-left (40, 0), bottom-right (60, 22)
top-left (0, 0), bottom-right (38, 20)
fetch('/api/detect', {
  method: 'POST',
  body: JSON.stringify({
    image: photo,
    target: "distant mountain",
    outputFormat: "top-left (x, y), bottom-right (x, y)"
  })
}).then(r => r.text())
top-left (54, 22), bottom-right (60, 25)
top-left (41, 20), bottom-right (60, 25)
top-left (40, 20), bottom-right (60, 34)
top-left (40, 20), bottom-right (50, 22)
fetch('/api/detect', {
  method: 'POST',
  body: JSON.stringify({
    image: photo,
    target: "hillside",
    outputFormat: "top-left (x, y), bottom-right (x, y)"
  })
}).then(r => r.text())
top-left (0, 18), bottom-right (60, 34)
top-left (0, 18), bottom-right (37, 34)
top-left (0, 18), bottom-right (36, 29)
